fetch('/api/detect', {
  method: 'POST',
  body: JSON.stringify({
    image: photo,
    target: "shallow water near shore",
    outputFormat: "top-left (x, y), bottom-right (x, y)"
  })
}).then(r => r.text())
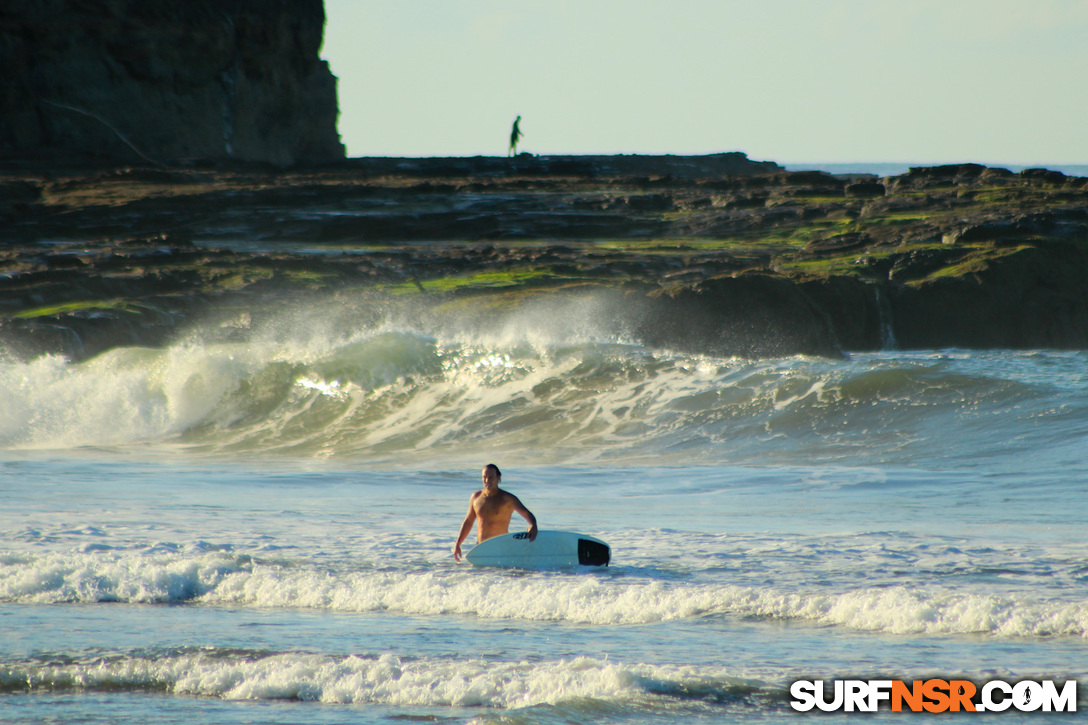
top-left (2, 331), bottom-right (1087, 722)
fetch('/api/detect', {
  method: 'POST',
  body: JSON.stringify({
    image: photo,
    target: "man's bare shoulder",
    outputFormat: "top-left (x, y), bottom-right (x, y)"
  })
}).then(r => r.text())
top-left (472, 488), bottom-right (518, 507)
top-left (496, 488), bottom-right (523, 503)
top-left (469, 489), bottom-right (506, 501)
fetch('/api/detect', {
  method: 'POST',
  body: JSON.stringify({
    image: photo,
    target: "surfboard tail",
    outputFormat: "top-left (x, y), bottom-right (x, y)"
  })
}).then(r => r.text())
top-left (578, 538), bottom-right (610, 566)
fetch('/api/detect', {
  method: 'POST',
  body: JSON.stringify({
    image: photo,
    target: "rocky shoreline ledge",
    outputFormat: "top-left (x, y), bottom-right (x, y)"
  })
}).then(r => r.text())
top-left (3, 153), bottom-right (1088, 361)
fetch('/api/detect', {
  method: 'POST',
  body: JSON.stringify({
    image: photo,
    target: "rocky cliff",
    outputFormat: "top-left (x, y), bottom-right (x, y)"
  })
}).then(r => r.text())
top-left (2, 156), bottom-right (1088, 362)
top-left (0, 0), bottom-right (343, 165)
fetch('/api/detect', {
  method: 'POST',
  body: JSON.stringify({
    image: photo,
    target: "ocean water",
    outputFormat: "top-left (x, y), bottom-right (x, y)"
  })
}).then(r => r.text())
top-left (785, 162), bottom-right (1088, 178)
top-left (2, 298), bottom-right (1087, 723)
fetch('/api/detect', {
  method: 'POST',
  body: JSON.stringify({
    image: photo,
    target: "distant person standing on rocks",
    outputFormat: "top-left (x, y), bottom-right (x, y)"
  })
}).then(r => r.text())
top-left (508, 115), bottom-right (523, 156)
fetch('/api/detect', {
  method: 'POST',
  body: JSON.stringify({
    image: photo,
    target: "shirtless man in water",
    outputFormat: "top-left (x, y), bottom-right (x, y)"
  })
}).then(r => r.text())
top-left (453, 464), bottom-right (538, 562)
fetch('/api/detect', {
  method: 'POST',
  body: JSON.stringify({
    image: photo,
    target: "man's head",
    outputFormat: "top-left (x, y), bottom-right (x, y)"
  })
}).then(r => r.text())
top-left (481, 463), bottom-right (502, 488)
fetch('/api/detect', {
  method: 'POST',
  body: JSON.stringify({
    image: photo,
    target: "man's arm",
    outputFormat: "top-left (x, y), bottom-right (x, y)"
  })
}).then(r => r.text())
top-left (511, 495), bottom-right (538, 541)
top-left (453, 500), bottom-right (477, 562)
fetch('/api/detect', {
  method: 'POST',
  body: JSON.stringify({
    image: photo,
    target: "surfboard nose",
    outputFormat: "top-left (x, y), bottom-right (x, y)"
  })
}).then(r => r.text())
top-left (578, 538), bottom-right (610, 566)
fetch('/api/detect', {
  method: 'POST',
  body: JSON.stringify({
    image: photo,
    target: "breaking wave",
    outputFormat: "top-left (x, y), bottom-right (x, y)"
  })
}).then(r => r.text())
top-left (2, 310), bottom-right (1084, 470)
top-left (3, 550), bottom-right (1087, 639)
top-left (0, 648), bottom-right (777, 713)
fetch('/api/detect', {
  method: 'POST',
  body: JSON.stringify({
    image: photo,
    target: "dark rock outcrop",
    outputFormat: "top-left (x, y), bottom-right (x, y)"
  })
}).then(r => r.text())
top-left (2, 156), bottom-right (1088, 362)
top-left (0, 0), bottom-right (343, 165)
top-left (889, 242), bottom-right (1088, 349)
top-left (636, 274), bottom-right (847, 359)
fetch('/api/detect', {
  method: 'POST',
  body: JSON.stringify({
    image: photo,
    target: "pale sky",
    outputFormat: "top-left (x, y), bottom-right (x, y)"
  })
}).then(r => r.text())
top-left (322, 0), bottom-right (1088, 165)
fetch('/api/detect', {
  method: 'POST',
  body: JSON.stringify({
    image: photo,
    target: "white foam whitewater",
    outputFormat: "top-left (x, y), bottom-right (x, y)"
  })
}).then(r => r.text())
top-left (3, 550), bottom-right (1087, 639)
top-left (0, 649), bottom-right (773, 709)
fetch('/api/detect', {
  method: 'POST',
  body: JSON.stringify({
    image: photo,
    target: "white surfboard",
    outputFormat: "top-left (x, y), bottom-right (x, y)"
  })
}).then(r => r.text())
top-left (465, 530), bottom-right (611, 569)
